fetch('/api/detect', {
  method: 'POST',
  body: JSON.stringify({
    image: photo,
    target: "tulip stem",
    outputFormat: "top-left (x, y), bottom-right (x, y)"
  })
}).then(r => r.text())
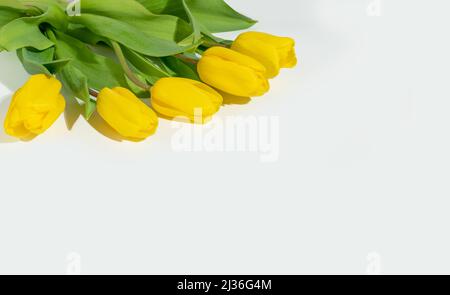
top-left (111, 41), bottom-right (150, 91)
top-left (89, 89), bottom-right (99, 98)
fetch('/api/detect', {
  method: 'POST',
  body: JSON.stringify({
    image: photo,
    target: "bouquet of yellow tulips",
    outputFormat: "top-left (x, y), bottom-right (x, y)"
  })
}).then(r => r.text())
top-left (0, 0), bottom-right (297, 141)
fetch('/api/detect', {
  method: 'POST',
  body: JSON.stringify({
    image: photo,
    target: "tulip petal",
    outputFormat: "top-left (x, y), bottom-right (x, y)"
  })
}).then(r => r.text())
top-left (232, 32), bottom-right (297, 77)
top-left (151, 77), bottom-right (223, 122)
top-left (3, 74), bottom-right (65, 139)
top-left (96, 87), bottom-right (158, 140)
top-left (197, 47), bottom-right (270, 97)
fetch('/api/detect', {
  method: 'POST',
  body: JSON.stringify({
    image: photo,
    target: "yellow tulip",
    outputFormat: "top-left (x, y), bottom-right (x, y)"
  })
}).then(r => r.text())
top-left (231, 32), bottom-right (297, 78)
top-left (197, 47), bottom-right (269, 97)
top-left (151, 77), bottom-right (223, 122)
top-left (96, 87), bottom-right (158, 140)
top-left (4, 74), bottom-right (65, 139)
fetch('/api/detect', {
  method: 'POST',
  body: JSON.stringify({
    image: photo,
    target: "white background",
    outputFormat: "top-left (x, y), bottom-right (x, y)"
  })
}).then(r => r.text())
top-left (1, 0), bottom-right (450, 274)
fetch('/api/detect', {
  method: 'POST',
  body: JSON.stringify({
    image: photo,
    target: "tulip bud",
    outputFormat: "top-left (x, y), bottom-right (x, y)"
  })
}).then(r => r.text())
top-left (96, 87), bottom-right (158, 140)
top-left (151, 77), bottom-right (223, 122)
top-left (4, 74), bottom-right (65, 139)
top-left (231, 32), bottom-right (297, 78)
top-left (197, 47), bottom-right (270, 97)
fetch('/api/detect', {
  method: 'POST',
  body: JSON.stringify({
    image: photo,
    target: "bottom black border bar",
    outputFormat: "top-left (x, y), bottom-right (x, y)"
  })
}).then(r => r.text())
top-left (1, 275), bottom-right (449, 293)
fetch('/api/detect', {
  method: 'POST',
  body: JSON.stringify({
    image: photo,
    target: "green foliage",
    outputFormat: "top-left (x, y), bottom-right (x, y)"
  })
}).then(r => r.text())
top-left (17, 46), bottom-right (70, 75)
top-left (0, 0), bottom-right (256, 119)
top-left (0, 4), bottom-right (67, 51)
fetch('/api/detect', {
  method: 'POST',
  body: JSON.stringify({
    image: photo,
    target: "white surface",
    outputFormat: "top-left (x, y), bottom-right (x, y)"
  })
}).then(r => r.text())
top-left (1, 0), bottom-right (450, 274)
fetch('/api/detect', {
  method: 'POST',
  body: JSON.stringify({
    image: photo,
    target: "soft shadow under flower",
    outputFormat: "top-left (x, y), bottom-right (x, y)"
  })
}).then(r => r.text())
top-left (87, 112), bottom-right (126, 142)
top-left (220, 91), bottom-right (252, 105)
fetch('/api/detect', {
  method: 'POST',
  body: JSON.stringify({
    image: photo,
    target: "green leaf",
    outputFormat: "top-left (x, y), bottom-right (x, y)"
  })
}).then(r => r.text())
top-left (68, 0), bottom-right (194, 56)
top-left (0, 10), bottom-right (23, 42)
top-left (185, 0), bottom-right (256, 33)
top-left (51, 31), bottom-right (131, 118)
top-left (58, 64), bottom-right (97, 119)
top-left (80, 0), bottom-right (193, 41)
top-left (136, 0), bottom-right (184, 14)
top-left (53, 31), bottom-right (127, 91)
top-left (70, 14), bottom-right (189, 57)
top-left (122, 47), bottom-right (171, 85)
top-left (65, 25), bottom-right (108, 45)
top-left (162, 56), bottom-right (200, 80)
top-left (0, 0), bottom-right (28, 11)
top-left (139, 0), bottom-right (256, 34)
top-left (17, 47), bottom-right (52, 75)
top-left (17, 46), bottom-right (70, 75)
top-left (0, 4), bottom-right (68, 51)
top-left (136, 0), bottom-right (201, 42)
top-left (15, 0), bottom-right (68, 11)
